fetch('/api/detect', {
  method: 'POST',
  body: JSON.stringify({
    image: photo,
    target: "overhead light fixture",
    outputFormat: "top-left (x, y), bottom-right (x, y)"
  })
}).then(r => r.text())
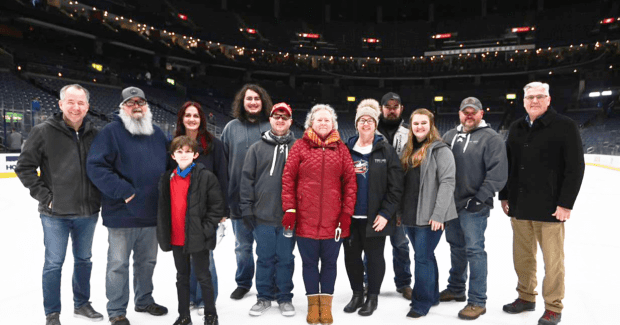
top-left (589, 92), bottom-right (601, 97)
top-left (601, 90), bottom-right (612, 96)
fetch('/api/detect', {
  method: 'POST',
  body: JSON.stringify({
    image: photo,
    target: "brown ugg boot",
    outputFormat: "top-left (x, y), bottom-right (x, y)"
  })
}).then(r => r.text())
top-left (319, 294), bottom-right (333, 325)
top-left (307, 295), bottom-right (320, 324)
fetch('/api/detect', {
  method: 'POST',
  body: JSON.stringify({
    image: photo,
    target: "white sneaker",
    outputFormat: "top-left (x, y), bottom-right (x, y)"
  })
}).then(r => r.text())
top-left (197, 306), bottom-right (204, 316)
top-left (249, 299), bottom-right (271, 316)
top-left (279, 301), bottom-right (295, 316)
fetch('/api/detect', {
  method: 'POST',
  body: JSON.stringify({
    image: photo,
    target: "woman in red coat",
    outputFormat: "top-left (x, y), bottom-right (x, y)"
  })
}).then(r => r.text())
top-left (282, 104), bottom-right (357, 325)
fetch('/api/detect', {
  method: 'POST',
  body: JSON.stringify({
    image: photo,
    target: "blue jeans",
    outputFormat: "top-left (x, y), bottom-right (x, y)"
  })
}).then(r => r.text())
top-left (405, 226), bottom-right (443, 316)
top-left (106, 227), bottom-right (158, 318)
top-left (253, 224), bottom-right (296, 302)
top-left (445, 207), bottom-right (490, 307)
top-left (231, 218), bottom-right (255, 289)
top-left (189, 251), bottom-right (218, 306)
top-left (41, 214), bottom-right (98, 316)
top-left (390, 224), bottom-right (412, 289)
top-left (297, 237), bottom-right (342, 295)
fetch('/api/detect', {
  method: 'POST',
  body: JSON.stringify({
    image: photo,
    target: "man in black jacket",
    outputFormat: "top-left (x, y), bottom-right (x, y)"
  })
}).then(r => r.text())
top-left (499, 82), bottom-right (585, 325)
top-left (16, 84), bottom-right (103, 325)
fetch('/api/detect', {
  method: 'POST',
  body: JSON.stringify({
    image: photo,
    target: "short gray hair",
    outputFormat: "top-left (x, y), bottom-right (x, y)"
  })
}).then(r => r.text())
top-left (59, 84), bottom-right (90, 103)
top-left (524, 82), bottom-right (550, 96)
top-left (304, 104), bottom-right (339, 130)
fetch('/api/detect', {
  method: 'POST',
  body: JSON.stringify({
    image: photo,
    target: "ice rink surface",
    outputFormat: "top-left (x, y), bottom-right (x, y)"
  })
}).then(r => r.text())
top-left (0, 165), bottom-right (617, 325)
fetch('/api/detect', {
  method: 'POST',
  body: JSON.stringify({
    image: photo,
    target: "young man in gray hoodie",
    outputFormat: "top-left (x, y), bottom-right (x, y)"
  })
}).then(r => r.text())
top-left (440, 97), bottom-right (508, 320)
top-left (239, 103), bottom-right (297, 317)
top-left (221, 84), bottom-right (272, 300)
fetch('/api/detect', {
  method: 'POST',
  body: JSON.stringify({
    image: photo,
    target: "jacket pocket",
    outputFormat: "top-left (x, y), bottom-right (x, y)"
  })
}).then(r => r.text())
top-left (549, 170), bottom-right (557, 197)
top-left (202, 220), bottom-right (216, 240)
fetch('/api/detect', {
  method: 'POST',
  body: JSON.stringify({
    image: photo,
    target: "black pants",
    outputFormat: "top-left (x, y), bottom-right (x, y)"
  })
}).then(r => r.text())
top-left (344, 218), bottom-right (386, 295)
top-left (172, 246), bottom-right (216, 316)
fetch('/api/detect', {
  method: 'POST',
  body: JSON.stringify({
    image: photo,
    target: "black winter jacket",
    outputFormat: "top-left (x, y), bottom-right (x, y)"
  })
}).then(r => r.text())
top-left (346, 135), bottom-right (404, 237)
top-left (16, 113), bottom-right (101, 217)
top-left (157, 163), bottom-right (225, 253)
top-left (499, 108), bottom-right (585, 222)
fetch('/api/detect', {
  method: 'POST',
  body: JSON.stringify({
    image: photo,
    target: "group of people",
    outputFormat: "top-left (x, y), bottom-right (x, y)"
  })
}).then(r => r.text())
top-left (15, 80), bottom-right (584, 325)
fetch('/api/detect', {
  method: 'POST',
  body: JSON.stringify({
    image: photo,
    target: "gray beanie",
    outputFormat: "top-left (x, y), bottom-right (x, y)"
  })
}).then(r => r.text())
top-left (355, 98), bottom-right (381, 127)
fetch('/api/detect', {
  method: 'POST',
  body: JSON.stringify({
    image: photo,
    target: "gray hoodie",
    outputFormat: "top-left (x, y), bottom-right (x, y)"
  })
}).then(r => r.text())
top-left (443, 120), bottom-right (508, 211)
top-left (221, 118), bottom-right (270, 218)
top-left (239, 131), bottom-right (296, 226)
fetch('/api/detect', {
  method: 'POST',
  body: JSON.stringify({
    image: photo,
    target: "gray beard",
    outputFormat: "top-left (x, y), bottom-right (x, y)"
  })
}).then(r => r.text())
top-left (119, 106), bottom-right (154, 135)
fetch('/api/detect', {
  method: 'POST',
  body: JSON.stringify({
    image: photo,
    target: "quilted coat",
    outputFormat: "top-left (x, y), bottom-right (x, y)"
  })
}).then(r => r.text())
top-left (282, 128), bottom-right (357, 240)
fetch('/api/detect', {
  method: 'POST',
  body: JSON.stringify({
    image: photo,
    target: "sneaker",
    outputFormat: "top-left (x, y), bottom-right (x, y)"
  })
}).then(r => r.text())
top-left (230, 287), bottom-right (250, 300)
top-left (538, 310), bottom-right (562, 325)
top-left (46, 312), bottom-right (61, 325)
top-left (109, 315), bottom-right (130, 325)
top-left (439, 289), bottom-right (466, 302)
top-left (249, 299), bottom-right (271, 316)
top-left (74, 302), bottom-right (104, 321)
top-left (397, 286), bottom-right (413, 300)
top-left (197, 306), bottom-right (204, 316)
top-left (279, 301), bottom-right (296, 316)
top-left (172, 315), bottom-right (192, 325)
top-left (204, 313), bottom-right (219, 325)
top-left (503, 298), bottom-right (536, 314)
top-left (406, 309), bottom-right (423, 319)
top-left (135, 302), bottom-right (168, 316)
top-left (189, 302), bottom-right (197, 311)
top-left (458, 304), bottom-right (487, 320)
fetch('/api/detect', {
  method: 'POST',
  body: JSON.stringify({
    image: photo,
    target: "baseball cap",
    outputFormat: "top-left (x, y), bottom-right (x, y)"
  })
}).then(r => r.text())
top-left (121, 87), bottom-right (146, 104)
top-left (459, 97), bottom-right (482, 111)
top-left (381, 92), bottom-right (402, 106)
top-left (271, 102), bottom-right (292, 117)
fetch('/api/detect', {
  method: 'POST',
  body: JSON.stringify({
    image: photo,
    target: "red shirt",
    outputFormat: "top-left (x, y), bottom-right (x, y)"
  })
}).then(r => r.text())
top-left (170, 170), bottom-right (191, 246)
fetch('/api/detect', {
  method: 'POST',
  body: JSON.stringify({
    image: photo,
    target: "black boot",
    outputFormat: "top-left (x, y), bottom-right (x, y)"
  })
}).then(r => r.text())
top-left (358, 294), bottom-right (378, 316)
top-left (343, 291), bottom-right (365, 313)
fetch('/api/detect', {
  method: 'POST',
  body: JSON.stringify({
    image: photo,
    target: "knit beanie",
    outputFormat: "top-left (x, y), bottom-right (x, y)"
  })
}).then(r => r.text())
top-left (355, 98), bottom-right (381, 126)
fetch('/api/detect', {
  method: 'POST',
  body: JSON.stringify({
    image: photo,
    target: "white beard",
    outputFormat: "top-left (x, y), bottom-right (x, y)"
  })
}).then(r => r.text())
top-left (119, 106), bottom-right (154, 135)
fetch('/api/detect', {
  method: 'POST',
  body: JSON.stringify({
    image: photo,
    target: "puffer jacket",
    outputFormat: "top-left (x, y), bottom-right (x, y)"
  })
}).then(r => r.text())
top-left (282, 128), bottom-right (357, 240)
top-left (157, 163), bottom-right (225, 253)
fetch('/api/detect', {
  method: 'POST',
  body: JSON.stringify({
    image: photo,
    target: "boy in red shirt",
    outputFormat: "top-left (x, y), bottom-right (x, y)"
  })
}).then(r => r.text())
top-left (157, 136), bottom-right (224, 325)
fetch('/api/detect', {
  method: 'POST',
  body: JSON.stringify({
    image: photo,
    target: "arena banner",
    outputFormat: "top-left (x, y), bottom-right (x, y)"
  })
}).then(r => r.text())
top-left (0, 154), bottom-right (19, 178)
top-left (584, 154), bottom-right (620, 172)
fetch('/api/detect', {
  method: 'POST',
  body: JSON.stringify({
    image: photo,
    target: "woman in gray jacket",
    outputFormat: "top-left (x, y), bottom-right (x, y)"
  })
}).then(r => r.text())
top-left (400, 108), bottom-right (457, 319)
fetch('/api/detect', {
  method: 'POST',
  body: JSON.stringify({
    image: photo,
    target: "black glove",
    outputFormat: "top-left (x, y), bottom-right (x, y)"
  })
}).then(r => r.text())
top-left (465, 197), bottom-right (485, 213)
top-left (243, 215), bottom-right (257, 232)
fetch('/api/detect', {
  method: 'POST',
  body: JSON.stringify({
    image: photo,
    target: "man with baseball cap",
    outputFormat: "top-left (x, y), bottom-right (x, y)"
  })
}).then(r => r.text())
top-left (440, 97), bottom-right (508, 320)
top-left (239, 102), bottom-right (297, 316)
top-left (87, 86), bottom-right (169, 325)
top-left (371, 91), bottom-right (412, 300)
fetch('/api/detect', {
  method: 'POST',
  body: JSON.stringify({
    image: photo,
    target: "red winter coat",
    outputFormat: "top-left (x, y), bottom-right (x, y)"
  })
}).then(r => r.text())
top-left (282, 128), bottom-right (357, 240)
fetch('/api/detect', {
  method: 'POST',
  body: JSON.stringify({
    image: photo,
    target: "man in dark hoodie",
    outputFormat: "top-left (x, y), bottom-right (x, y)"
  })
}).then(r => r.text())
top-left (16, 84), bottom-right (103, 325)
top-left (221, 84), bottom-right (272, 300)
top-left (240, 102), bottom-right (297, 317)
top-left (375, 92), bottom-right (412, 300)
top-left (441, 97), bottom-right (508, 320)
top-left (87, 87), bottom-right (168, 325)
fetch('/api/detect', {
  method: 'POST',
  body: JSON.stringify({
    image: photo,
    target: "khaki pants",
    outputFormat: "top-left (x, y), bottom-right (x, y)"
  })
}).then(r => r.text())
top-left (511, 218), bottom-right (565, 313)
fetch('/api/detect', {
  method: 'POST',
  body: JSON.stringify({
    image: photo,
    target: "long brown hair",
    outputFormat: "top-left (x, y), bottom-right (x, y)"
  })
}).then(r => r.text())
top-left (231, 84), bottom-right (272, 122)
top-left (175, 101), bottom-right (213, 154)
top-left (401, 108), bottom-right (442, 169)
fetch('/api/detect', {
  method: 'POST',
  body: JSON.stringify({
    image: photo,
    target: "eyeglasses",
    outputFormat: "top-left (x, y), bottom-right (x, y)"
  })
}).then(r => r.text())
top-left (124, 100), bottom-right (147, 107)
top-left (358, 118), bottom-right (375, 125)
top-left (271, 114), bottom-right (290, 121)
top-left (524, 95), bottom-right (548, 101)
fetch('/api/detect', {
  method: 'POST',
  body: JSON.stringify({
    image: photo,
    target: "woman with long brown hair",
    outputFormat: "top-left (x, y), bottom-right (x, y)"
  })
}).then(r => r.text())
top-left (399, 108), bottom-right (457, 319)
top-left (174, 101), bottom-right (228, 316)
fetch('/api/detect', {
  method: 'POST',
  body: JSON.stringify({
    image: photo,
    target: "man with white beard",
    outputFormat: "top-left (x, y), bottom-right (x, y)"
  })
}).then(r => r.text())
top-left (87, 87), bottom-right (169, 325)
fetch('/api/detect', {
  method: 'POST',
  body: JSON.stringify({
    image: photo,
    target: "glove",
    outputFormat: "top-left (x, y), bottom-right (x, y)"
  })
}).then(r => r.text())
top-left (465, 197), bottom-right (485, 213)
top-left (282, 211), bottom-right (296, 230)
top-left (338, 212), bottom-right (352, 233)
top-left (243, 215), bottom-right (257, 232)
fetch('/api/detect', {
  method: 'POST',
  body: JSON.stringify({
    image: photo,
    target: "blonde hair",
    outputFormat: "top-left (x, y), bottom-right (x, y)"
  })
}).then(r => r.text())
top-left (401, 108), bottom-right (442, 169)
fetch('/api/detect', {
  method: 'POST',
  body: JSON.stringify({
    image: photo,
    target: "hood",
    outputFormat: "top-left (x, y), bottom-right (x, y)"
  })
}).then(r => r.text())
top-left (262, 130), bottom-right (295, 177)
top-left (450, 120), bottom-right (489, 153)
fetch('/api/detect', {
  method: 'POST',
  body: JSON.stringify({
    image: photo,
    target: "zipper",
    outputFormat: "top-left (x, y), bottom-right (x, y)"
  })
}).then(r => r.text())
top-left (76, 129), bottom-right (86, 216)
top-left (183, 174), bottom-right (192, 253)
top-left (317, 146), bottom-right (325, 236)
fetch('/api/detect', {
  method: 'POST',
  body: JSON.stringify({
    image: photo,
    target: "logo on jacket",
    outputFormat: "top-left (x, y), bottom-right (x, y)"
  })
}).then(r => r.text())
top-left (374, 159), bottom-right (386, 164)
top-left (354, 160), bottom-right (369, 178)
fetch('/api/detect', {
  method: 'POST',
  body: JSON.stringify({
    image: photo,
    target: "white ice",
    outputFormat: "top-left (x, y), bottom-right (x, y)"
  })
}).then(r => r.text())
top-left (0, 165), bottom-right (617, 325)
